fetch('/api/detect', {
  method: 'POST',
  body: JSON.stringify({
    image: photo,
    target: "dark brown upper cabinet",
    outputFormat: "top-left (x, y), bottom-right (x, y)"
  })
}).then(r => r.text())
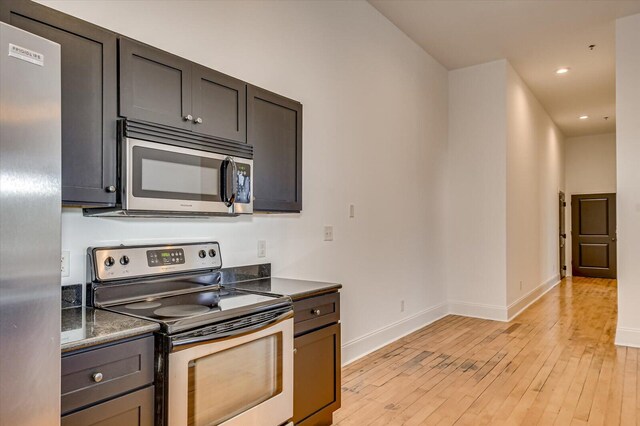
top-left (192, 65), bottom-right (246, 143)
top-left (0, 0), bottom-right (118, 206)
top-left (248, 86), bottom-right (303, 212)
top-left (119, 38), bottom-right (246, 144)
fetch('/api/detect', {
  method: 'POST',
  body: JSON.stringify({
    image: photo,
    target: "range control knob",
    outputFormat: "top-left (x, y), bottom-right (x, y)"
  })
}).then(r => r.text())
top-left (104, 256), bottom-right (115, 267)
top-left (120, 255), bottom-right (130, 266)
top-left (198, 250), bottom-right (207, 259)
top-left (208, 249), bottom-right (217, 258)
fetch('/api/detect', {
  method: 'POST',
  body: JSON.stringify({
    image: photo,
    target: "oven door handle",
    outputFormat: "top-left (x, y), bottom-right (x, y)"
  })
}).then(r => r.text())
top-left (171, 311), bottom-right (293, 349)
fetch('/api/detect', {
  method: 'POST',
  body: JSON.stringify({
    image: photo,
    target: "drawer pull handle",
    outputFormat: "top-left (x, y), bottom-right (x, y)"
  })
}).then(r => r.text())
top-left (92, 372), bottom-right (103, 383)
top-left (312, 309), bottom-right (321, 316)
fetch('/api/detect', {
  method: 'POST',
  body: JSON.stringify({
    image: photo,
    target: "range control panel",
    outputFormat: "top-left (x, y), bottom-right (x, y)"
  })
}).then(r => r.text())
top-left (92, 242), bottom-right (222, 282)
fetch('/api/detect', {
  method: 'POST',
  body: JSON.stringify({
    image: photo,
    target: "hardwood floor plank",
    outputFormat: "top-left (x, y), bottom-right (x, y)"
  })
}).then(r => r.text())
top-left (335, 277), bottom-right (636, 426)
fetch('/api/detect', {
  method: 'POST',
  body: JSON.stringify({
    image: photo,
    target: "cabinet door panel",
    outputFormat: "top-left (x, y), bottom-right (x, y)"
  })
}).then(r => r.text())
top-left (294, 323), bottom-right (341, 424)
top-left (247, 86), bottom-right (302, 212)
top-left (61, 386), bottom-right (153, 426)
top-left (119, 37), bottom-right (192, 130)
top-left (192, 66), bottom-right (246, 143)
top-left (0, 0), bottom-right (118, 206)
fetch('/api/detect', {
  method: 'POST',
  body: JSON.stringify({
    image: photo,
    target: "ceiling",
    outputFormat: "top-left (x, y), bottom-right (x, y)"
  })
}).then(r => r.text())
top-left (368, 0), bottom-right (640, 137)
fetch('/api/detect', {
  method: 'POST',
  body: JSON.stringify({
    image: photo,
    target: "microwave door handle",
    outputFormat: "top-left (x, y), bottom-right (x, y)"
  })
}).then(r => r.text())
top-left (221, 156), bottom-right (237, 207)
top-left (220, 158), bottom-right (236, 207)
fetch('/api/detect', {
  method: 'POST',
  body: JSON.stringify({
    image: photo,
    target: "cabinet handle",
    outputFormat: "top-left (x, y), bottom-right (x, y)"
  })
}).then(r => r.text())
top-left (311, 309), bottom-right (321, 316)
top-left (105, 185), bottom-right (116, 193)
top-left (92, 372), bottom-right (103, 383)
top-left (194, 117), bottom-right (203, 124)
top-left (184, 114), bottom-right (194, 122)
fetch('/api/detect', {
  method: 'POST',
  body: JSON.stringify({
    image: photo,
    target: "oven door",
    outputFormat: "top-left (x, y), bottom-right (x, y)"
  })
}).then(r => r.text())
top-left (167, 312), bottom-right (293, 426)
top-left (123, 138), bottom-right (253, 214)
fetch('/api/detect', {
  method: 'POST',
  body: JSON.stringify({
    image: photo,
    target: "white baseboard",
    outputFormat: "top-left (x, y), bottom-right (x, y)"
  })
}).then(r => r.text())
top-left (507, 275), bottom-right (561, 321)
top-left (341, 302), bottom-right (448, 366)
top-left (447, 300), bottom-right (508, 322)
top-left (615, 327), bottom-right (640, 348)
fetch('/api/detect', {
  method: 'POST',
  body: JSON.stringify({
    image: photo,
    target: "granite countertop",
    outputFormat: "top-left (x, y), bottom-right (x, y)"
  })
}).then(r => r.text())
top-left (61, 307), bottom-right (159, 353)
top-left (230, 277), bottom-right (341, 301)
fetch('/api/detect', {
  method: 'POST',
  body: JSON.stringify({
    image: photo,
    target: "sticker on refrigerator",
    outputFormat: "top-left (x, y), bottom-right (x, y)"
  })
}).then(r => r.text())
top-left (8, 44), bottom-right (44, 66)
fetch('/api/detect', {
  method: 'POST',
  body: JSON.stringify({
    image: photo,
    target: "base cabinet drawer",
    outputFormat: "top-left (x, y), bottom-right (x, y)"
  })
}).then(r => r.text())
top-left (61, 336), bottom-right (154, 414)
top-left (294, 323), bottom-right (341, 425)
top-left (61, 385), bottom-right (154, 426)
top-left (294, 293), bottom-right (340, 336)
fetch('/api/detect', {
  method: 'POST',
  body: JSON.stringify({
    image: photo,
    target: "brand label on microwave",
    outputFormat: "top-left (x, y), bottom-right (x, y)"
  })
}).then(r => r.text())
top-left (8, 44), bottom-right (44, 66)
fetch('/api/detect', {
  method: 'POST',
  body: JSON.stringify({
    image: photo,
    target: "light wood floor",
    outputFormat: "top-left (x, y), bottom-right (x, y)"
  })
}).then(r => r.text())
top-left (335, 277), bottom-right (639, 425)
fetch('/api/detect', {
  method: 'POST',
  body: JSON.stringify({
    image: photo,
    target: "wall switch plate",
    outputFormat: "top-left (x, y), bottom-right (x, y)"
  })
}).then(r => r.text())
top-left (257, 240), bottom-right (266, 258)
top-left (324, 226), bottom-right (334, 241)
top-left (349, 204), bottom-right (355, 218)
top-left (61, 251), bottom-right (70, 277)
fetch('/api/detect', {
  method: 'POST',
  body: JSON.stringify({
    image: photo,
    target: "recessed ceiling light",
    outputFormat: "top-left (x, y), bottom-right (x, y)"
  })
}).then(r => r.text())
top-left (579, 115), bottom-right (589, 120)
top-left (556, 67), bottom-right (570, 74)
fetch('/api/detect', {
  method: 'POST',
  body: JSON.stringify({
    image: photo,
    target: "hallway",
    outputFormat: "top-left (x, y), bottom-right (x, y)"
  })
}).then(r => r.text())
top-left (336, 277), bottom-right (638, 425)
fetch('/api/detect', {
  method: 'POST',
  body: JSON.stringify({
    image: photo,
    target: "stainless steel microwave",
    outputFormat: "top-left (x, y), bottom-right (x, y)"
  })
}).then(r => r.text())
top-left (85, 137), bottom-right (253, 217)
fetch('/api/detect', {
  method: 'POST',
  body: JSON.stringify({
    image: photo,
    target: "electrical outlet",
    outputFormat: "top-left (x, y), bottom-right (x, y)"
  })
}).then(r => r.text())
top-left (401, 300), bottom-right (405, 312)
top-left (257, 240), bottom-right (266, 258)
top-left (349, 204), bottom-right (355, 218)
top-left (324, 226), bottom-right (334, 241)
top-left (61, 251), bottom-right (70, 277)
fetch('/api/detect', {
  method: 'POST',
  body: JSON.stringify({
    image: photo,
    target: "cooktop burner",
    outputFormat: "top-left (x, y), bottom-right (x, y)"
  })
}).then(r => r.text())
top-left (154, 304), bottom-right (211, 318)
top-left (124, 301), bottom-right (162, 310)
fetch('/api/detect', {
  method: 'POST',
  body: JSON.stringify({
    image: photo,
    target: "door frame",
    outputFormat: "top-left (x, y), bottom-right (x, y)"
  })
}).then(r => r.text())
top-left (559, 191), bottom-right (567, 278)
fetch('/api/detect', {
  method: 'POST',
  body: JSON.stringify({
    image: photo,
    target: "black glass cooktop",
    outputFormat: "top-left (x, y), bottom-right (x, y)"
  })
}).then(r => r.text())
top-left (102, 287), bottom-right (288, 334)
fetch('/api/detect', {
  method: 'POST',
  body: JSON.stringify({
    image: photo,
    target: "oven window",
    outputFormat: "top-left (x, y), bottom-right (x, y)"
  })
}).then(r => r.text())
top-left (132, 146), bottom-right (223, 202)
top-left (187, 333), bottom-right (283, 426)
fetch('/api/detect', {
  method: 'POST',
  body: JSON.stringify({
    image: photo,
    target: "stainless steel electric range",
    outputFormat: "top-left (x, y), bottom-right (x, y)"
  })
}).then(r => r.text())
top-left (86, 242), bottom-right (294, 426)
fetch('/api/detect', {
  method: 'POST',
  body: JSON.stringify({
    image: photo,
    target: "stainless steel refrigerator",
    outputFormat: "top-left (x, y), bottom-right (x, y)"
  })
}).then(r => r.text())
top-left (0, 22), bottom-right (61, 426)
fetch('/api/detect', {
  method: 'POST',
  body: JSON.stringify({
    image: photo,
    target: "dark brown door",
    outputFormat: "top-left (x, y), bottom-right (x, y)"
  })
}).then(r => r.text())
top-left (119, 37), bottom-right (192, 130)
top-left (247, 85), bottom-right (303, 212)
top-left (191, 65), bottom-right (246, 143)
top-left (571, 193), bottom-right (617, 278)
top-left (0, 0), bottom-right (118, 206)
top-left (559, 192), bottom-right (567, 278)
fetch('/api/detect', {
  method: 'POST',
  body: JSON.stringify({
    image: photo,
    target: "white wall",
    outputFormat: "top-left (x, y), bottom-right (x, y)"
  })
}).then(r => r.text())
top-left (446, 60), bottom-right (508, 319)
top-left (615, 13), bottom-right (640, 348)
top-left (506, 63), bottom-right (565, 317)
top-left (446, 60), bottom-right (564, 321)
top-left (564, 133), bottom-right (616, 275)
top-left (38, 0), bottom-right (450, 364)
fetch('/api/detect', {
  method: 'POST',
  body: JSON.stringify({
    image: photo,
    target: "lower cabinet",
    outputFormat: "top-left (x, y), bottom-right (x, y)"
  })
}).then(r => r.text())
top-left (293, 291), bottom-right (341, 425)
top-left (294, 323), bottom-right (341, 425)
top-left (61, 335), bottom-right (155, 425)
top-left (61, 386), bottom-right (154, 426)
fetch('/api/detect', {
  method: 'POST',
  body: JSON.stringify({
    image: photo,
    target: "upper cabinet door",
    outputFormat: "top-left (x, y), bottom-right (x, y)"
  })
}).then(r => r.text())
top-left (119, 38), bottom-right (192, 130)
top-left (247, 86), bottom-right (302, 212)
top-left (192, 66), bottom-right (246, 143)
top-left (0, 0), bottom-right (118, 206)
